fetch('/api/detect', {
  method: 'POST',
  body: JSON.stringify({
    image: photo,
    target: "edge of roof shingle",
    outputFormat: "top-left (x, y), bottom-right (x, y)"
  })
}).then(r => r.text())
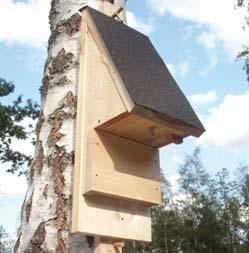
top-left (85, 6), bottom-right (205, 133)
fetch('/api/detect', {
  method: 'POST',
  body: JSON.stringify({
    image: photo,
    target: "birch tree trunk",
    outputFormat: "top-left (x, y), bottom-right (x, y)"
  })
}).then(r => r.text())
top-left (15, 0), bottom-right (126, 252)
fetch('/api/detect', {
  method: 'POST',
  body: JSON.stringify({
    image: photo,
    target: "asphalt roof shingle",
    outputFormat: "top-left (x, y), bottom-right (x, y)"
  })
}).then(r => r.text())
top-left (87, 7), bottom-right (205, 132)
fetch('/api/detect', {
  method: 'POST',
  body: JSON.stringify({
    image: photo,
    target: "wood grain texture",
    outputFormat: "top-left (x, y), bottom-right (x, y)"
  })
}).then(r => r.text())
top-left (73, 6), bottom-right (204, 244)
top-left (85, 131), bottom-right (161, 205)
top-left (86, 7), bottom-right (205, 133)
top-left (97, 112), bottom-right (186, 148)
top-left (72, 11), bottom-right (152, 242)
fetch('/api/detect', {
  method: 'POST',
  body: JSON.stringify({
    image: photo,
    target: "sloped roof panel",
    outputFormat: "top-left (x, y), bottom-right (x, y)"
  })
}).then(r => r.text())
top-left (87, 7), bottom-right (205, 132)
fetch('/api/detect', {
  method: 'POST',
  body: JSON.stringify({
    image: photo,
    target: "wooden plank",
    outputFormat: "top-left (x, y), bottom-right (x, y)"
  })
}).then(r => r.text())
top-left (72, 10), bottom-right (89, 232)
top-left (72, 11), bottom-right (152, 241)
top-left (132, 105), bottom-right (203, 137)
top-left (75, 195), bottom-right (152, 242)
top-left (85, 131), bottom-right (161, 206)
top-left (97, 113), bottom-right (186, 148)
top-left (85, 27), bottom-right (127, 128)
top-left (86, 9), bottom-right (135, 113)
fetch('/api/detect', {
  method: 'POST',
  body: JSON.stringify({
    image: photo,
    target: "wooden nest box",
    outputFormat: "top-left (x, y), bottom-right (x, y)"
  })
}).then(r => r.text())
top-left (73, 7), bottom-right (205, 242)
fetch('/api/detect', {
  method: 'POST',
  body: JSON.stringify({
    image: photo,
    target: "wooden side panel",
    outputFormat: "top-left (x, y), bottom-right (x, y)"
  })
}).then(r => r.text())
top-left (73, 13), bottom-right (152, 242)
top-left (85, 22), bottom-right (127, 128)
top-left (86, 131), bottom-right (161, 205)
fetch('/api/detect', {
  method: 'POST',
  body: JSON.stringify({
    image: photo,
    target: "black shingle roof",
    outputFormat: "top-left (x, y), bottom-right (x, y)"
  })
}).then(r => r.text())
top-left (87, 7), bottom-right (205, 132)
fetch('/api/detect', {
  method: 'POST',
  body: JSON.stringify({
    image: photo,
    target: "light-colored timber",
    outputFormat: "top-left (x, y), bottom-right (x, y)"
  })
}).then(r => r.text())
top-left (72, 9), bottom-right (152, 242)
top-left (72, 6), bottom-right (204, 243)
top-left (96, 112), bottom-right (186, 148)
top-left (85, 131), bottom-right (161, 205)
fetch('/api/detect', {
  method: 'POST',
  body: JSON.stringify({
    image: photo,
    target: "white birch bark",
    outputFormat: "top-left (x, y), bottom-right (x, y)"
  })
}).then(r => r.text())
top-left (15, 0), bottom-right (126, 252)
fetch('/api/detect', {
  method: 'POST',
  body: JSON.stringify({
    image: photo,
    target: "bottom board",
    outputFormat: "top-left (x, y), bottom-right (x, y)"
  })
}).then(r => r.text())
top-left (73, 195), bottom-right (151, 242)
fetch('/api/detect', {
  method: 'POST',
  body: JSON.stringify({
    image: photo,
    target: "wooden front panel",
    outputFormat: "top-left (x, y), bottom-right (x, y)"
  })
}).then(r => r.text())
top-left (78, 195), bottom-right (151, 242)
top-left (73, 13), bottom-right (154, 241)
top-left (85, 131), bottom-right (161, 206)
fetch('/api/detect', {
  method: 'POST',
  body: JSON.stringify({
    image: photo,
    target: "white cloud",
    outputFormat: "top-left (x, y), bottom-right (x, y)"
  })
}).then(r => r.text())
top-left (182, 25), bottom-right (195, 40)
top-left (0, 0), bottom-right (50, 47)
top-left (10, 117), bottom-right (36, 157)
top-left (200, 53), bottom-right (218, 75)
top-left (197, 32), bottom-right (218, 74)
top-left (199, 92), bottom-right (249, 149)
top-left (166, 63), bottom-right (175, 75)
top-left (0, 1), bottom-right (155, 47)
top-left (146, 0), bottom-right (249, 59)
top-left (190, 91), bottom-right (219, 107)
top-left (0, 168), bottom-right (27, 195)
top-left (178, 60), bottom-right (191, 77)
top-left (0, 117), bottom-right (35, 195)
top-left (167, 174), bottom-right (180, 187)
top-left (177, 50), bottom-right (196, 77)
top-left (127, 11), bottom-right (155, 35)
top-left (197, 32), bottom-right (216, 51)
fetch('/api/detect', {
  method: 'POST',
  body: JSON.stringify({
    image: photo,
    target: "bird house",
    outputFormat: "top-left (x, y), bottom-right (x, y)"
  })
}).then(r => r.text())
top-left (72, 7), bottom-right (204, 242)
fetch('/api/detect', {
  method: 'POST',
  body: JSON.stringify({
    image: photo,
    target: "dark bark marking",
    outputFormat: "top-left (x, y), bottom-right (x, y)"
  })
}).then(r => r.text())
top-left (48, 113), bottom-right (63, 147)
top-left (37, 141), bottom-right (45, 175)
top-left (43, 184), bottom-right (49, 199)
top-left (25, 190), bottom-right (34, 223)
top-left (49, 0), bottom-right (60, 31)
top-left (49, 49), bottom-right (74, 75)
top-left (48, 145), bottom-right (72, 253)
top-left (47, 92), bottom-right (77, 147)
top-left (42, 75), bottom-right (50, 98)
top-left (66, 91), bottom-right (75, 109)
top-left (46, 90), bottom-right (76, 252)
top-left (30, 142), bottom-right (44, 186)
top-left (41, 74), bottom-right (72, 100)
top-left (48, 13), bottom-right (82, 47)
top-left (14, 232), bottom-right (21, 253)
top-left (54, 146), bottom-right (65, 194)
top-left (64, 13), bottom-right (82, 37)
top-left (30, 141), bottom-right (45, 182)
top-left (36, 110), bottom-right (45, 138)
top-left (48, 28), bottom-right (60, 49)
top-left (24, 222), bottom-right (46, 253)
top-left (53, 75), bottom-right (71, 87)
top-left (29, 164), bottom-right (35, 184)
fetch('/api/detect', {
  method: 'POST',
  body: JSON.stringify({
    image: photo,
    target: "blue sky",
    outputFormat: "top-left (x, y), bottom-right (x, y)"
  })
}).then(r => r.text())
top-left (0, 0), bottom-right (249, 238)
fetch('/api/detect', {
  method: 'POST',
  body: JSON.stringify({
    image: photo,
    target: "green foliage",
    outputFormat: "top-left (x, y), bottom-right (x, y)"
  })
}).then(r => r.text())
top-left (238, 0), bottom-right (247, 7)
top-left (124, 148), bottom-right (249, 253)
top-left (237, 0), bottom-right (249, 83)
top-left (0, 78), bottom-right (39, 176)
top-left (237, 48), bottom-right (249, 83)
top-left (0, 226), bottom-right (14, 253)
